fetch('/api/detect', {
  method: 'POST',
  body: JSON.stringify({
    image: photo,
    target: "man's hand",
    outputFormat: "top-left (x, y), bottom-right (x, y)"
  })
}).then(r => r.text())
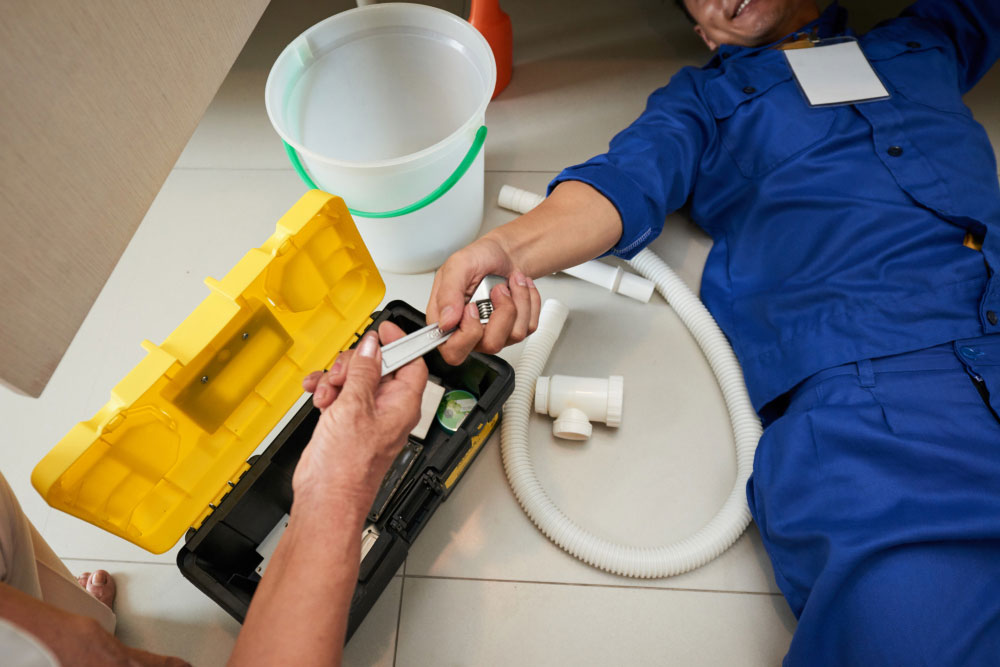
top-left (294, 321), bottom-right (428, 509)
top-left (426, 181), bottom-right (621, 366)
top-left (427, 235), bottom-right (541, 366)
top-left (66, 616), bottom-right (191, 667)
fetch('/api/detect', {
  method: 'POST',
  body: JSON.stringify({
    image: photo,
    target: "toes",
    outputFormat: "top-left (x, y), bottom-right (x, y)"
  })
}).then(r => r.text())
top-left (77, 572), bottom-right (91, 588)
top-left (86, 570), bottom-right (116, 608)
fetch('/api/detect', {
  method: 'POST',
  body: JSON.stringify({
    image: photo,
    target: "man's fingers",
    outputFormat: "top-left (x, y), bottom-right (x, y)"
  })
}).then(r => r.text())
top-left (438, 303), bottom-right (485, 365)
top-left (312, 354), bottom-right (350, 409)
top-left (507, 271), bottom-right (532, 344)
top-left (302, 371), bottom-right (323, 393)
top-left (527, 276), bottom-right (541, 334)
top-left (479, 282), bottom-right (515, 353)
top-left (377, 320), bottom-right (407, 345)
top-left (429, 261), bottom-right (475, 332)
top-left (426, 273), bottom-right (443, 324)
top-left (377, 320), bottom-right (429, 394)
top-left (339, 331), bottom-right (383, 404)
top-left (390, 349), bottom-right (429, 397)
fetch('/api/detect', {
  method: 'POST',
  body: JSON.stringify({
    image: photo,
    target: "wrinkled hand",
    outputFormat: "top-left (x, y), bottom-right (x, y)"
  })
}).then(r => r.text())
top-left (294, 322), bottom-right (428, 507)
top-left (427, 236), bottom-right (541, 365)
top-left (68, 616), bottom-right (191, 667)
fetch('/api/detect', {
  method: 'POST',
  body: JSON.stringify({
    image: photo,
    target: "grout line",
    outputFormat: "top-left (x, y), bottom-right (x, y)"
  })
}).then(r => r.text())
top-left (170, 165), bottom-right (562, 175)
top-left (402, 573), bottom-right (784, 598)
top-left (484, 169), bottom-right (560, 174)
top-left (172, 166), bottom-right (293, 172)
top-left (392, 561), bottom-right (406, 667)
top-left (59, 557), bottom-right (180, 566)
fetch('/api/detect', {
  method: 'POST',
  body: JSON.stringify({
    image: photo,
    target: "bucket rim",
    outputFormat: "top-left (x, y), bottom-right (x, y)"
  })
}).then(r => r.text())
top-left (265, 2), bottom-right (496, 171)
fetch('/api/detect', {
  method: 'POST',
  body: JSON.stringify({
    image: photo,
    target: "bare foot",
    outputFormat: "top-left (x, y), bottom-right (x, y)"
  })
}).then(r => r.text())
top-left (77, 570), bottom-right (116, 609)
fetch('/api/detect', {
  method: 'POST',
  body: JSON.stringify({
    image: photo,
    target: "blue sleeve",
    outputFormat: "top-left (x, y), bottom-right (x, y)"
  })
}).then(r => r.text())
top-left (547, 67), bottom-right (715, 259)
top-left (901, 0), bottom-right (1000, 92)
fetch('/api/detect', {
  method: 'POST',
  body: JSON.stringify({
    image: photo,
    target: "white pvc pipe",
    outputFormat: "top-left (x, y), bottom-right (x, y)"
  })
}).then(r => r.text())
top-left (498, 184), bottom-right (544, 212)
top-left (562, 263), bottom-right (654, 303)
top-left (499, 203), bottom-right (761, 579)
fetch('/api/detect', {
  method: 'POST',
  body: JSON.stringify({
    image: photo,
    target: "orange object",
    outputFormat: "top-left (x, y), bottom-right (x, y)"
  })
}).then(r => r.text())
top-left (469, 0), bottom-right (512, 98)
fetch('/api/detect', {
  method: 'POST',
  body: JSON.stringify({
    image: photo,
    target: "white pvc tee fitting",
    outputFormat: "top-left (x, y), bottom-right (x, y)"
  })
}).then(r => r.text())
top-left (534, 374), bottom-right (624, 440)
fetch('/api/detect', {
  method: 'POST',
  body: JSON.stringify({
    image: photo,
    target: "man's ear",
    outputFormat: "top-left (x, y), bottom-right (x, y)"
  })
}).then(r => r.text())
top-left (694, 25), bottom-right (718, 50)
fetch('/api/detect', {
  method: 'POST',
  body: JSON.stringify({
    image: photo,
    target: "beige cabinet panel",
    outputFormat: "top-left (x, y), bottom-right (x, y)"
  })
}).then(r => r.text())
top-left (0, 0), bottom-right (269, 396)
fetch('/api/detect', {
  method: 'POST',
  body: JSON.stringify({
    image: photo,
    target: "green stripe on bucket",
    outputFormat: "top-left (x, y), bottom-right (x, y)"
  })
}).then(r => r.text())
top-left (284, 125), bottom-right (488, 219)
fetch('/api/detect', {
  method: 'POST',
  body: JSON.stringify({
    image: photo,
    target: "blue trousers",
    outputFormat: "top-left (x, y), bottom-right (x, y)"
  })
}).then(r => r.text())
top-left (748, 335), bottom-right (1000, 665)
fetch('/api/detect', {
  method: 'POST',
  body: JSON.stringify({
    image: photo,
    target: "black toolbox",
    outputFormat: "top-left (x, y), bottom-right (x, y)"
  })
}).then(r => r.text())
top-left (176, 300), bottom-right (514, 639)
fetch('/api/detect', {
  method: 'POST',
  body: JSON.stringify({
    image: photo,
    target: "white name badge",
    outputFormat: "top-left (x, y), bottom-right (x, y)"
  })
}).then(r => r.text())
top-left (783, 38), bottom-right (890, 107)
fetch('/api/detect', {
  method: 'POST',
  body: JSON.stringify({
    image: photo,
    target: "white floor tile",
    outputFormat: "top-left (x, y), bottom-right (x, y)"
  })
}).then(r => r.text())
top-left (63, 559), bottom-right (241, 667)
top-left (59, 559), bottom-right (402, 667)
top-left (506, 0), bottom-right (703, 65)
top-left (485, 57), bottom-right (678, 173)
top-left (395, 576), bottom-right (795, 666)
top-left (403, 390), bottom-right (781, 595)
top-left (344, 575), bottom-right (404, 667)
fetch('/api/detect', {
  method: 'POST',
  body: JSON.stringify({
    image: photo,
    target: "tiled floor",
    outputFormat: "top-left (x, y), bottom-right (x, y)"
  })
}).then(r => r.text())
top-left (4, 0), bottom-right (998, 665)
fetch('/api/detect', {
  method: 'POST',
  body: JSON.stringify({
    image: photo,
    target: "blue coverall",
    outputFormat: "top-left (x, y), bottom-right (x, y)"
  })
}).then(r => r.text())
top-left (549, 1), bottom-right (1000, 663)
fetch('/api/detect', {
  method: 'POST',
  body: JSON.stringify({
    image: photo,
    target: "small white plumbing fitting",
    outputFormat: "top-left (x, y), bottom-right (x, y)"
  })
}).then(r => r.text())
top-left (562, 262), bottom-right (654, 303)
top-left (534, 374), bottom-right (624, 440)
top-left (498, 184), bottom-right (545, 213)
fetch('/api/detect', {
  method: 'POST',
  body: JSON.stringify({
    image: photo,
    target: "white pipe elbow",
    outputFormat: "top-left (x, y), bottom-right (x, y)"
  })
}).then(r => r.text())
top-left (534, 375), bottom-right (624, 440)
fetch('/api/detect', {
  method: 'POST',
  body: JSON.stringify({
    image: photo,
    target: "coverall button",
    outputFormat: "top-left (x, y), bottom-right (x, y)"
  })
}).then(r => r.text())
top-left (906, 41), bottom-right (921, 48)
top-left (887, 145), bottom-right (904, 157)
top-left (988, 310), bottom-right (999, 325)
top-left (743, 86), bottom-right (756, 94)
top-left (960, 346), bottom-right (978, 359)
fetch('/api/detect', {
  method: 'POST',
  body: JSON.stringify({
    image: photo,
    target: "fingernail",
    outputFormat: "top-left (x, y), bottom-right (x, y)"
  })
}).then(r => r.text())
top-left (466, 303), bottom-right (479, 319)
top-left (526, 276), bottom-right (536, 289)
top-left (315, 385), bottom-right (329, 402)
top-left (93, 571), bottom-right (108, 585)
top-left (514, 272), bottom-right (527, 287)
top-left (497, 284), bottom-right (511, 298)
top-left (358, 331), bottom-right (378, 358)
top-left (330, 358), bottom-right (342, 374)
top-left (441, 305), bottom-right (454, 322)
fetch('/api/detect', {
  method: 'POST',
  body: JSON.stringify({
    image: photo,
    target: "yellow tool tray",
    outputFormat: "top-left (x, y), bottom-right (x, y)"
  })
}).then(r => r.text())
top-left (32, 191), bottom-right (385, 554)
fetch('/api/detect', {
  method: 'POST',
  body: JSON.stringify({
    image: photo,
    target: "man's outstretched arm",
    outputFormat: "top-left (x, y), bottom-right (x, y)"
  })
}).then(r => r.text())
top-left (428, 69), bottom-right (715, 366)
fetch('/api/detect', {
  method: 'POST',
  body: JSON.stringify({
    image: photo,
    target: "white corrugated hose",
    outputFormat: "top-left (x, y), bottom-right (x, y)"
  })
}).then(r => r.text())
top-left (498, 186), bottom-right (761, 578)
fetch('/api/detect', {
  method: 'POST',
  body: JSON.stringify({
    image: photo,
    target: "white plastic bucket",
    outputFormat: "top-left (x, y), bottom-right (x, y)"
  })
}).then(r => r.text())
top-left (266, 3), bottom-right (496, 274)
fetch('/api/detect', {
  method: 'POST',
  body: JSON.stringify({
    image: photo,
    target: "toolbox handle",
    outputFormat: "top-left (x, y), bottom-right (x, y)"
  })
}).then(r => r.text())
top-left (283, 126), bottom-right (488, 219)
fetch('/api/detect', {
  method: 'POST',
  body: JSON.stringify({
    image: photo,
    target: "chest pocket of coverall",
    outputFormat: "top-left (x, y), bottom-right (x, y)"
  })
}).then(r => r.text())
top-left (705, 58), bottom-right (836, 179)
top-left (864, 30), bottom-right (972, 117)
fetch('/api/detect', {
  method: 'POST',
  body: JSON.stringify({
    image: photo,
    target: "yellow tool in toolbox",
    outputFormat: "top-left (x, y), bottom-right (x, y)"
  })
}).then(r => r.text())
top-left (32, 191), bottom-right (385, 554)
